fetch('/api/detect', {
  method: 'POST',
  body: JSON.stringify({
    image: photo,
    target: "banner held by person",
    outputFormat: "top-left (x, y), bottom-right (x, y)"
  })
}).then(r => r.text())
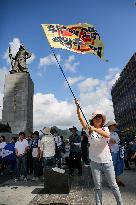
top-left (2, 143), bottom-right (16, 161)
top-left (42, 23), bottom-right (105, 60)
top-left (41, 23), bottom-right (106, 126)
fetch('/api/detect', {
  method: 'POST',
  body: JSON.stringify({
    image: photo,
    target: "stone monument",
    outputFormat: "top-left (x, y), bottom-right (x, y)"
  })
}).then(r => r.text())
top-left (2, 44), bottom-right (34, 135)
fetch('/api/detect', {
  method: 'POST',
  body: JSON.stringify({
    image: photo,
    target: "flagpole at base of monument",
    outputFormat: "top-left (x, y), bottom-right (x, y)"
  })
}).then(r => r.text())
top-left (50, 46), bottom-right (89, 127)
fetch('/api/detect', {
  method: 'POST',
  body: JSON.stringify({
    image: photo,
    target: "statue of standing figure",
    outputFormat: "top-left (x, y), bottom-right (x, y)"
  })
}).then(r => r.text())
top-left (9, 44), bottom-right (32, 73)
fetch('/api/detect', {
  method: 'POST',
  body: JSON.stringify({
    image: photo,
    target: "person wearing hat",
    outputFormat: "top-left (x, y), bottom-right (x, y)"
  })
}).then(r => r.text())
top-left (75, 100), bottom-right (123, 205)
top-left (69, 126), bottom-right (82, 176)
top-left (106, 121), bottom-right (125, 187)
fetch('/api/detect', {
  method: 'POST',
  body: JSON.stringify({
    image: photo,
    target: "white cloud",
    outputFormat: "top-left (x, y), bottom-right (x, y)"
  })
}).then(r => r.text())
top-left (105, 68), bottom-right (121, 89)
top-left (38, 54), bottom-right (61, 76)
top-left (38, 54), bottom-right (79, 76)
top-left (63, 55), bottom-right (80, 72)
top-left (78, 78), bottom-right (100, 93)
top-left (78, 68), bottom-right (121, 123)
top-left (33, 67), bottom-right (120, 130)
top-left (27, 53), bottom-right (36, 64)
top-left (33, 93), bottom-right (76, 130)
top-left (39, 54), bottom-right (61, 70)
top-left (105, 67), bottom-right (120, 81)
top-left (3, 38), bottom-right (35, 65)
top-left (64, 76), bottom-right (84, 87)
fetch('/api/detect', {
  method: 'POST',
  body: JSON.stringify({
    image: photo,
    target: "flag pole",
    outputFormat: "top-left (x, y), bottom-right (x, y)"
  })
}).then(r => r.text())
top-left (50, 46), bottom-right (89, 126)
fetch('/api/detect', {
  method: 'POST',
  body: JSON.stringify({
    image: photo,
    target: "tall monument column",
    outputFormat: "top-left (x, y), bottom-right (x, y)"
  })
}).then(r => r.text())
top-left (2, 44), bottom-right (34, 135)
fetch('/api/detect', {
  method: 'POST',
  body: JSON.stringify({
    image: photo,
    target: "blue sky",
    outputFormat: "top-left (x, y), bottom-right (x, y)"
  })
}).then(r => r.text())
top-left (0, 0), bottom-right (136, 130)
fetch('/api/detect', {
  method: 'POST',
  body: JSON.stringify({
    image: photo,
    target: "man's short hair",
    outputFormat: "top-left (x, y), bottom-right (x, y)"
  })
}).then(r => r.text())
top-left (19, 132), bottom-right (25, 137)
top-left (33, 131), bottom-right (39, 136)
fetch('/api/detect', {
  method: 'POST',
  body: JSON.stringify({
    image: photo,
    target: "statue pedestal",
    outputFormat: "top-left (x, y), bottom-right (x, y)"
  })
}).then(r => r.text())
top-left (2, 73), bottom-right (34, 135)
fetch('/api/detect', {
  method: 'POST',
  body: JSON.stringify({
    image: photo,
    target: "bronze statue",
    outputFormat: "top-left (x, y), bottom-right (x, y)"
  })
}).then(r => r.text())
top-left (9, 44), bottom-right (32, 73)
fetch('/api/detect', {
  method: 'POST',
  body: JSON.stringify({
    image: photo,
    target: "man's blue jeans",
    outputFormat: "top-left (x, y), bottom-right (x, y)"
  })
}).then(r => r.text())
top-left (111, 152), bottom-right (124, 177)
top-left (90, 161), bottom-right (123, 205)
top-left (16, 155), bottom-right (27, 179)
top-left (43, 156), bottom-right (56, 168)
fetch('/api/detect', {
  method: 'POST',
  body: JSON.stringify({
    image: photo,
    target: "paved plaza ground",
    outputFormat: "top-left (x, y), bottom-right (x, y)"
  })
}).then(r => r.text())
top-left (0, 165), bottom-right (136, 205)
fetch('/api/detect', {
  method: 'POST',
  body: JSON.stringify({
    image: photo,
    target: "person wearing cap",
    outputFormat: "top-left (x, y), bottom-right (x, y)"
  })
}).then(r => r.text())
top-left (69, 126), bottom-right (82, 176)
top-left (75, 100), bottom-right (123, 205)
top-left (106, 121), bottom-right (125, 187)
top-left (31, 131), bottom-right (42, 181)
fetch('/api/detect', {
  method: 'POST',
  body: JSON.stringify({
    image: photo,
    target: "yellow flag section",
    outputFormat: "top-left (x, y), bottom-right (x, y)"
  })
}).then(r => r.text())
top-left (42, 23), bottom-right (104, 60)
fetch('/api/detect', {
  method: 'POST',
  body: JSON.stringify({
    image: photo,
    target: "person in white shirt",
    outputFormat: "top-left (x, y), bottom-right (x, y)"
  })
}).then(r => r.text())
top-left (15, 132), bottom-right (29, 181)
top-left (0, 136), bottom-right (7, 175)
top-left (106, 121), bottom-right (125, 187)
top-left (75, 99), bottom-right (123, 205)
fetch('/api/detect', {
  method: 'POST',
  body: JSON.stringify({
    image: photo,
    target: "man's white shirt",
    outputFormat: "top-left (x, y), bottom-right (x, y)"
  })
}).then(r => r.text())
top-left (15, 139), bottom-right (29, 155)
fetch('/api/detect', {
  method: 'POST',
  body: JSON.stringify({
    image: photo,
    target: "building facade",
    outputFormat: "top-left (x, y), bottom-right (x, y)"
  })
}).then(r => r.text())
top-left (111, 53), bottom-right (136, 132)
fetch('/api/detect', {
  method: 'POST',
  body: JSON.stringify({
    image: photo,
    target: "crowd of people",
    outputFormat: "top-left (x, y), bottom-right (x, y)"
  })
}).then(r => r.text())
top-left (0, 124), bottom-right (135, 180)
top-left (0, 109), bottom-right (136, 204)
top-left (0, 127), bottom-right (90, 179)
top-left (0, 128), bottom-right (66, 181)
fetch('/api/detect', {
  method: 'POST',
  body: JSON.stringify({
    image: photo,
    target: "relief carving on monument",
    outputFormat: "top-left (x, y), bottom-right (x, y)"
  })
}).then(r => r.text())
top-left (9, 44), bottom-right (32, 73)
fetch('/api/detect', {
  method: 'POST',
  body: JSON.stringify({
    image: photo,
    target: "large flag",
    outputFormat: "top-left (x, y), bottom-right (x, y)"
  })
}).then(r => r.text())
top-left (42, 23), bottom-right (105, 60)
top-left (2, 143), bottom-right (16, 161)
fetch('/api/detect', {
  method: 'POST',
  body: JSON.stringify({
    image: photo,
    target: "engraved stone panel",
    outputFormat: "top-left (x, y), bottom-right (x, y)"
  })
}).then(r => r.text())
top-left (2, 73), bottom-right (34, 135)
